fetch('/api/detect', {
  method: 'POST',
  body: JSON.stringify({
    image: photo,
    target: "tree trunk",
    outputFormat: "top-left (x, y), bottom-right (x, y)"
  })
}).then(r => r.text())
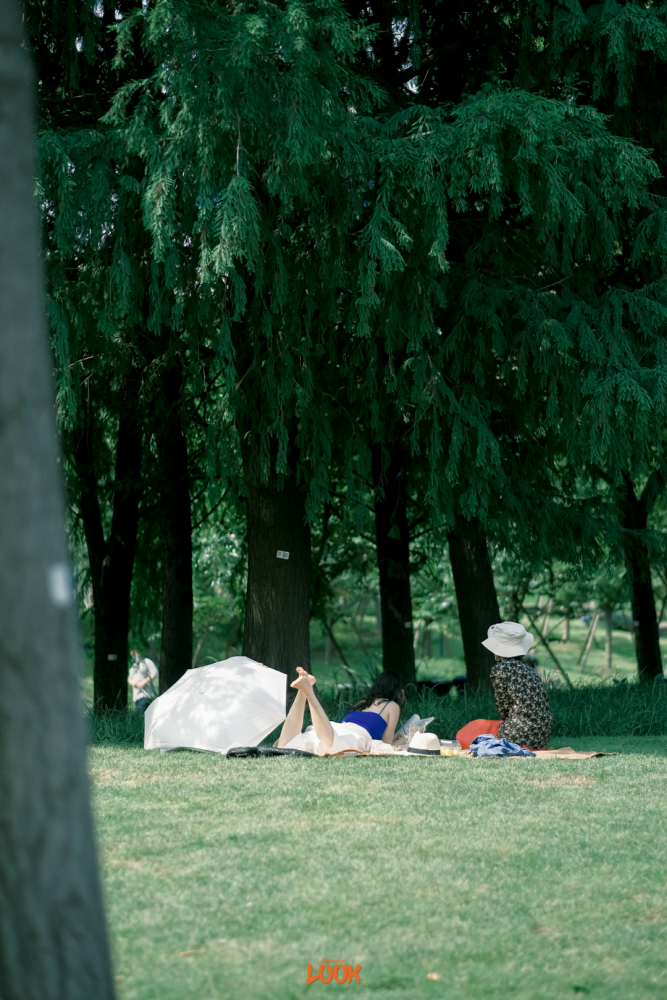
top-left (604, 606), bottom-right (613, 673)
top-left (620, 478), bottom-right (662, 682)
top-left (372, 445), bottom-right (416, 684)
top-left (243, 466), bottom-right (311, 678)
top-left (447, 513), bottom-right (500, 688)
top-left (75, 404), bottom-right (143, 710)
top-left (421, 629), bottom-right (432, 659)
top-left (157, 365), bottom-right (193, 692)
top-left (562, 617), bottom-right (570, 642)
top-left (0, 4), bottom-right (115, 993)
top-left (579, 610), bottom-right (599, 671)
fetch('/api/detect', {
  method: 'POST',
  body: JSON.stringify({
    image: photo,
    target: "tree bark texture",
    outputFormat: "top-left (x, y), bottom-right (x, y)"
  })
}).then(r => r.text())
top-left (372, 445), bottom-right (416, 684)
top-left (243, 468), bottom-right (312, 678)
top-left (603, 605), bottom-right (613, 673)
top-left (75, 403), bottom-right (143, 710)
top-left (0, 4), bottom-right (115, 995)
top-left (620, 479), bottom-right (663, 682)
top-left (447, 514), bottom-right (500, 688)
top-left (157, 365), bottom-right (193, 692)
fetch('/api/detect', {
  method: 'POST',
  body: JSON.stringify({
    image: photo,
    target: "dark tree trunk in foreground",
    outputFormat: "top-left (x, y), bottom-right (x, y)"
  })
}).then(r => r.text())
top-left (75, 401), bottom-right (143, 711)
top-left (243, 466), bottom-right (311, 678)
top-left (620, 477), bottom-right (662, 682)
top-left (447, 513), bottom-right (500, 688)
top-left (372, 445), bottom-right (416, 685)
top-left (157, 364), bottom-right (193, 692)
top-left (0, 4), bottom-right (115, 995)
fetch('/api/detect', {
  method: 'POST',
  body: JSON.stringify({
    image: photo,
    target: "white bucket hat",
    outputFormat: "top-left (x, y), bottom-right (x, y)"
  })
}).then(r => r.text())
top-left (481, 621), bottom-right (534, 658)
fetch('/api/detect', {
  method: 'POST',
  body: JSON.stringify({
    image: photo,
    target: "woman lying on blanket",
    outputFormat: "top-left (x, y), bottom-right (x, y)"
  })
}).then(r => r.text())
top-left (276, 668), bottom-right (405, 756)
top-left (457, 621), bottom-right (552, 750)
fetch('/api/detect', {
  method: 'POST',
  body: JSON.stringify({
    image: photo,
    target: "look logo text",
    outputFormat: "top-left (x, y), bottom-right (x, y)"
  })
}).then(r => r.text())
top-left (306, 959), bottom-right (361, 985)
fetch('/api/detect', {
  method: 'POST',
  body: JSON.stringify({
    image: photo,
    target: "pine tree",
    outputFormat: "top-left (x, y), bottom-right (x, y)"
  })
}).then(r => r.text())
top-left (514, 1), bottom-right (667, 680)
top-left (37, 0), bottom-right (667, 693)
top-left (335, 0), bottom-right (667, 683)
top-left (27, 0), bottom-right (163, 707)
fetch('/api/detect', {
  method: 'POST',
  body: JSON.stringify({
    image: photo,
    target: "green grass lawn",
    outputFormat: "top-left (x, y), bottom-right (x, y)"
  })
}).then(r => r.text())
top-left (93, 736), bottom-right (667, 1000)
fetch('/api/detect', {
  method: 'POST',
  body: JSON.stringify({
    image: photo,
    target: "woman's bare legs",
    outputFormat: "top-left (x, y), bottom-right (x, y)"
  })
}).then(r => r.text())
top-left (275, 667), bottom-right (335, 750)
top-left (275, 689), bottom-right (306, 747)
top-left (275, 668), bottom-right (320, 748)
top-left (291, 668), bottom-right (335, 749)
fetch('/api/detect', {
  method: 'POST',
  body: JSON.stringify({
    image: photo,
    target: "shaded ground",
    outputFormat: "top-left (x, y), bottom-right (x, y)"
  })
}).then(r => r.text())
top-left (92, 736), bottom-right (667, 1000)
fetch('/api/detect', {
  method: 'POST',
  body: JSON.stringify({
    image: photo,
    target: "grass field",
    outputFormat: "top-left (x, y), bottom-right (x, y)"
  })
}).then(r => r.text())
top-left (93, 736), bottom-right (667, 1000)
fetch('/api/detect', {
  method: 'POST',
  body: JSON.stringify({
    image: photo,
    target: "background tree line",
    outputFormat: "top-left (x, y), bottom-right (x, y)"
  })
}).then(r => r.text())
top-left (26, 0), bottom-right (667, 708)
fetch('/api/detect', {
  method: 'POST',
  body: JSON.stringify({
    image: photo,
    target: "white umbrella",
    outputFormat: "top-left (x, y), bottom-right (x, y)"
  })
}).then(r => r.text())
top-left (144, 656), bottom-right (287, 753)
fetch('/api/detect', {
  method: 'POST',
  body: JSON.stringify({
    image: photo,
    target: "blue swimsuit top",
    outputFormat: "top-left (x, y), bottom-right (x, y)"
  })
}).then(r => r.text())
top-left (340, 702), bottom-right (390, 740)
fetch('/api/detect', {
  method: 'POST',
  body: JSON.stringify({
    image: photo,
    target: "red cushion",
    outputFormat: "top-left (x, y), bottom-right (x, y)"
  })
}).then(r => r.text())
top-left (456, 719), bottom-right (501, 750)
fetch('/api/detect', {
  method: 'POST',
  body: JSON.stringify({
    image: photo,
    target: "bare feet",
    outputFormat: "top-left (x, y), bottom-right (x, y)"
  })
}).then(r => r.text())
top-left (291, 666), bottom-right (317, 692)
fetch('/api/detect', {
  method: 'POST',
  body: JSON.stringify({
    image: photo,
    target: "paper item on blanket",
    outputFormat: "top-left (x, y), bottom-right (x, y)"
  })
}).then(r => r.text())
top-left (395, 714), bottom-right (435, 736)
top-left (395, 714), bottom-right (419, 736)
top-left (470, 735), bottom-right (536, 757)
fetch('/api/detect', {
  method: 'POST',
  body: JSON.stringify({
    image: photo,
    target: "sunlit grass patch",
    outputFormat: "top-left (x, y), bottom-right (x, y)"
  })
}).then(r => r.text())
top-left (91, 737), bottom-right (667, 1000)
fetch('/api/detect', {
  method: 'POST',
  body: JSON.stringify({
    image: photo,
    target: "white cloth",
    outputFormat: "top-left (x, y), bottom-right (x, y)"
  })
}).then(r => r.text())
top-left (283, 721), bottom-right (372, 756)
top-left (144, 657), bottom-right (286, 753)
top-left (129, 657), bottom-right (158, 702)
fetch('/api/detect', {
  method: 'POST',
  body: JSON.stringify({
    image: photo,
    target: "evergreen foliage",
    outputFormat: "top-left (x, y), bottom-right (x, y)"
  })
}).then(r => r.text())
top-left (29, 0), bottom-right (667, 688)
top-left (40, 1), bottom-right (667, 511)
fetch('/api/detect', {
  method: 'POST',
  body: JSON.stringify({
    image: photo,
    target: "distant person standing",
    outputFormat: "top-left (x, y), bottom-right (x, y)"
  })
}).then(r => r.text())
top-left (526, 647), bottom-right (539, 668)
top-left (128, 651), bottom-right (159, 714)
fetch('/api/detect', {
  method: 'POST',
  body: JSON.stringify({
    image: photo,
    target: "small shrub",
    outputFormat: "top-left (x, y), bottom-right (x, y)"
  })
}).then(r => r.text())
top-left (88, 706), bottom-right (145, 746)
top-left (320, 678), bottom-right (667, 740)
top-left (87, 678), bottom-right (667, 748)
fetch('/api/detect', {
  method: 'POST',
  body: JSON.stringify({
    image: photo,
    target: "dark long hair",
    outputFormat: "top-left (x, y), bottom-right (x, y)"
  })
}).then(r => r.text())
top-left (350, 672), bottom-right (406, 712)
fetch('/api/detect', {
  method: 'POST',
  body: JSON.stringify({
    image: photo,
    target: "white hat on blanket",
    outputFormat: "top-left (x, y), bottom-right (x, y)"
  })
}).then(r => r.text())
top-left (408, 732), bottom-right (440, 756)
top-left (482, 621), bottom-right (533, 657)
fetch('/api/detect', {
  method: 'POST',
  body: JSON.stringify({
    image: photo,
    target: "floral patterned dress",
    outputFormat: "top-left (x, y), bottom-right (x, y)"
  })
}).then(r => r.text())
top-left (491, 657), bottom-right (552, 749)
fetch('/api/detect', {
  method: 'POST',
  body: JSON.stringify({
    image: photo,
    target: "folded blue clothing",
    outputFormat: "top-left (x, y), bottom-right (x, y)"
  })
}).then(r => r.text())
top-left (469, 735), bottom-right (536, 757)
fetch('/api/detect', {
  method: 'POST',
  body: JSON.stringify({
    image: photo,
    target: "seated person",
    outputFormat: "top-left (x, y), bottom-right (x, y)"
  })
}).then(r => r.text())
top-left (276, 668), bottom-right (404, 756)
top-left (457, 622), bottom-right (552, 749)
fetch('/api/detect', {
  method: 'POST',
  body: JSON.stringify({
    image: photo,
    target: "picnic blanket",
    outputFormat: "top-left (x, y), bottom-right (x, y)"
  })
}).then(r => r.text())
top-left (225, 743), bottom-right (617, 759)
top-left (531, 747), bottom-right (616, 759)
top-left (317, 744), bottom-right (617, 759)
